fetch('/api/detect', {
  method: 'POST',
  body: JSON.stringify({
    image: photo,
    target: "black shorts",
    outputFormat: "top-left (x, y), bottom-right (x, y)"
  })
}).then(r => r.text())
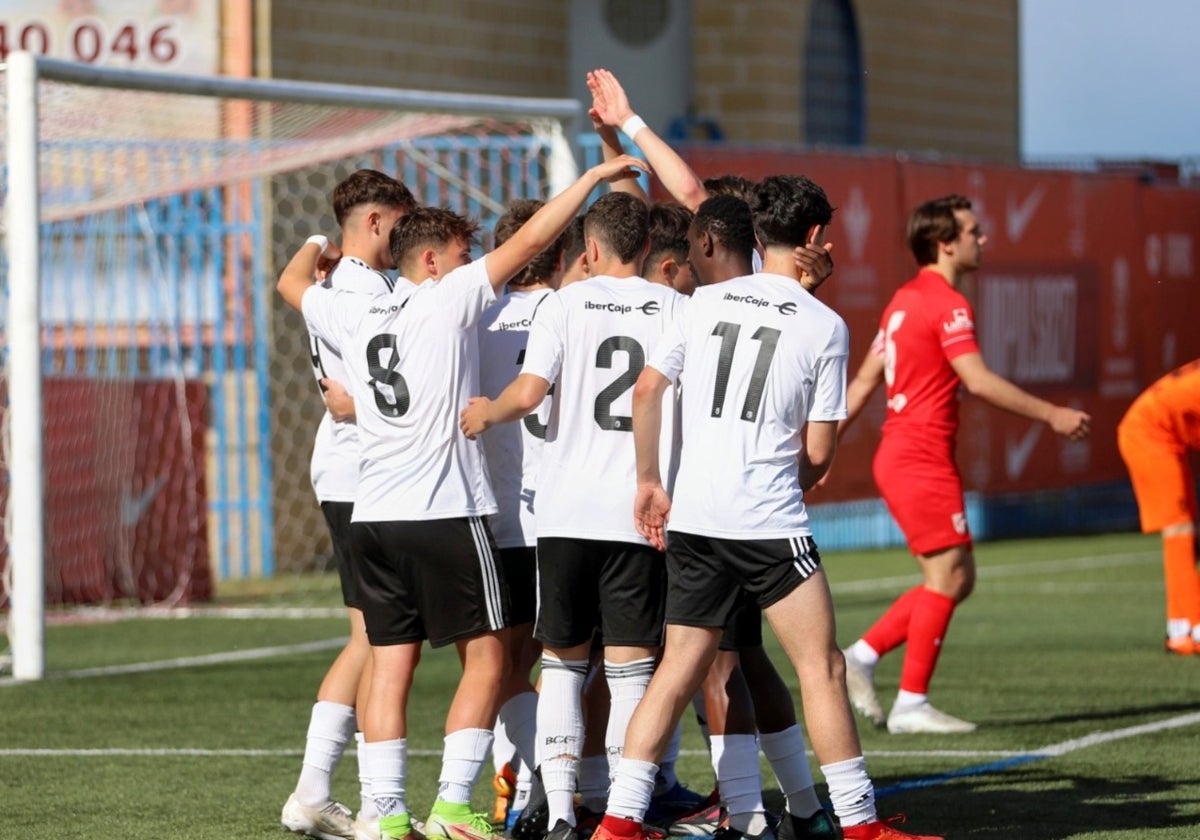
top-left (535, 537), bottom-right (665, 649)
top-left (351, 516), bottom-right (509, 648)
top-left (718, 588), bottom-right (763, 651)
top-left (321, 501), bottom-right (361, 609)
top-left (500, 546), bottom-right (537, 627)
top-left (665, 531), bottom-right (822, 631)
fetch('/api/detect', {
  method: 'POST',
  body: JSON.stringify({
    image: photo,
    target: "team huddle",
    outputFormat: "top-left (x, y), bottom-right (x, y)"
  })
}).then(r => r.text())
top-left (274, 71), bottom-right (1093, 840)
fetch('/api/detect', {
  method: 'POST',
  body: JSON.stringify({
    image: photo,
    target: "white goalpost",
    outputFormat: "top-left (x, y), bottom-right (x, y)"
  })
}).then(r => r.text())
top-left (1, 52), bottom-right (583, 680)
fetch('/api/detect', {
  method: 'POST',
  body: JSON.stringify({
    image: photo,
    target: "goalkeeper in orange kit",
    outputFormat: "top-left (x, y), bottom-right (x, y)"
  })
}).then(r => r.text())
top-left (1117, 358), bottom-right (1200, 655)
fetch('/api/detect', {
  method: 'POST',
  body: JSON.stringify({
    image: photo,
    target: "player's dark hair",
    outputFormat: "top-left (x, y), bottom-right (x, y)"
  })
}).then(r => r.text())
top-left (907, 194), bottom-right (974, 266)
top-left (694, 194), bottom-right (756, 260)
top-left (583, 192), bottom-right (650, 265)
top-left (332, 169), bottom-right (416, 228)
top-left (644, 202), bottom-right (694, 273)
top-left (389, 206), bottom-right (481, 268)
top-left (563, 215), bottom-right (587, 267)
top-left (495, 199), bottom-right (567, 288)
top-left (751, 175), bottom-right (834, 249)
top-left (702, 174), bottom-right (757, 204)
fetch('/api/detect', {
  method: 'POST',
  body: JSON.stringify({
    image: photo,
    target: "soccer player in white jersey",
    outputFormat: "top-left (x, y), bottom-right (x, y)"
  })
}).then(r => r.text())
top-left (591, 176), bottom-right (945, 840)
top-left (280, 169), bottom-right (416, 840)
top-left (277, 155), bottom-right (646, 840)
top-left (460, 191), bottom-right (688, 840)
top-left (662, 195), bottom-right (835, 840)
top-left (477, 199), bottom-right (569, 828)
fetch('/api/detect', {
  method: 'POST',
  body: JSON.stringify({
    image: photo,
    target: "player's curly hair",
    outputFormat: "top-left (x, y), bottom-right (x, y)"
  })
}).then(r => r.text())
top-left (332, 169), bottom-right (416, 227)
top-left (751, 175), bottom-right (834, 249)
top-left (389, 207), bottom-right (480, 269)
top-left (644, 202), bottom-right (694, 273)
top-left (693, 194), bottom-right (756, 259)
top-left (583, 192), bottom-right (650, 264)
top-left (494, 199), bottom-right (568, 288)
top-left (907, 194), bottom-right (973, 266)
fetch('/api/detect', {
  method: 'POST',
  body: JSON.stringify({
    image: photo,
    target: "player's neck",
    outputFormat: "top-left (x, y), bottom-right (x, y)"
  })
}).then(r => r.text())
top-left (710, 253), bottom-right (754, 285)
top-left (761, 247), bottom-right (802, 281)
top-left (925, 262), bottom-right (962, 288)
top-left (340, 235), bottom-right (385, 270)
top-left (590, 258), bottom-right (641, 279)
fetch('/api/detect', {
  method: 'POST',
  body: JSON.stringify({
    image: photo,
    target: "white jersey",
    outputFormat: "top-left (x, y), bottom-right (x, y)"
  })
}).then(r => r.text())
top-left (478, 288), bottom-right (556, 548)
top-left (521, 275), bottom-right (687, 544)
top-left (308, 257), bottom-right (404, 502)
top-left (648, 272), bottom-right (849, 540)
top-left (302, 256), bottom-right (498, 522)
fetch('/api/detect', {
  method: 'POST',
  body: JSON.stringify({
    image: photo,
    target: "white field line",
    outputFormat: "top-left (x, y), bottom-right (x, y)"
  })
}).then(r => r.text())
top-left (829, 550), bottom-right (1156, 595)
top-left (0, 746), bottom-right (1026, 759)
top-left (0, 549), bottom-right (1157, 689)
top-left (0, 637), bottom-right (348, 688)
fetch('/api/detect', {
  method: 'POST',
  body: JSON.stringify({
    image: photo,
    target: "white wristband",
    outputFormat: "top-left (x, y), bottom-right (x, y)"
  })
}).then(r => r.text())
top-left (306, 234), bottom-right (329, 256)
top-left (621, 114), bottom-right (648, 139)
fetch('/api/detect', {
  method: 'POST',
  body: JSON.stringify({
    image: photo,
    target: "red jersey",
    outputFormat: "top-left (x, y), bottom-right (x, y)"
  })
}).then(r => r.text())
top-left (870, 267), bottom-right (980, 438)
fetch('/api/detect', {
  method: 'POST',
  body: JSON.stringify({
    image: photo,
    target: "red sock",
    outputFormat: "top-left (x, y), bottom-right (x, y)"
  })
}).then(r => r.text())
top-left (599, 816), bottom-right (643, 838)
top-left (898, 588), bottom-right (956, 694)
top-left (862, 586), bottom-right (924, 656)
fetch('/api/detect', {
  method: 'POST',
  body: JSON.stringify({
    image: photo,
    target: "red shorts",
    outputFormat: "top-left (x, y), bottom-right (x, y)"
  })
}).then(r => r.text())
top-left (873, 433), bottom-right (972, 556)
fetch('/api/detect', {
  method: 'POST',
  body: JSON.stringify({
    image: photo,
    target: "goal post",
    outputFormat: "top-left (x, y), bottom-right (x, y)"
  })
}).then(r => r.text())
top-left (0, 52), bottom-right (584, 680)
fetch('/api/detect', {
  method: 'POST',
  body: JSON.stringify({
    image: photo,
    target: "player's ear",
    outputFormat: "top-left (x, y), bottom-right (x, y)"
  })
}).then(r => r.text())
top-left (806, 224), bottom-right (827, 247)
top-left (661, 258), bottom-right (679, 282)
top-left (422, 247), bottom-right (439, 280)
top-left (699, 230), bottom-right (715, 258)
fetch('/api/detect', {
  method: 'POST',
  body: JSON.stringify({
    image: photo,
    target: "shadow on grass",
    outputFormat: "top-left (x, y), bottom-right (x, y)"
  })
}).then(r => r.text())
top-left (1004, 699), bottom-right (1200, 728)
top-left (858, 764), bottom-right (1200, 838)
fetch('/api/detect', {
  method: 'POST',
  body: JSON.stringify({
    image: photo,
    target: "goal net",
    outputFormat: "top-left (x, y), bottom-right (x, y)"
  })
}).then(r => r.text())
top-left (0, 54), bottom-right (581, 679)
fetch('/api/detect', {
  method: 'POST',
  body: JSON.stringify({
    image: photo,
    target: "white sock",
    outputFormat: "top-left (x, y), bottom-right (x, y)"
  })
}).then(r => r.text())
top-left (539, 654), bottom-right (588, 827)
top-left (362, 738), bottom-right (408, 818)
top-left (604, 657), bottom-right (656, 778)
top-left (438, 728), bottom-right (494, 805)
top-left (355, 732), bottom-right (378, 821)
top-left (493, 713), bottom-right (517, 774)
top-left (820, 756), bottom-right (875, 828)
top-left (513, 758), bottom-right (534, 812)
top-left (578, 754), bottom-right (611, 813)
top-left (606, 758), bottom-right (658, 821)
top-left (711, 734), bottom-right (764, 827)
top-left (848, 640), bottom-right (880, 668)
top-left (654, 722), bottom-right (683, 795)
top-left (891, 689), bottom-right (928, 714)
top-left (498, 690), bottom-right (540, 772)
top-left (759, 725), bottom-right (820, 818)
top-left (295, 701), bottom-right (357, 806)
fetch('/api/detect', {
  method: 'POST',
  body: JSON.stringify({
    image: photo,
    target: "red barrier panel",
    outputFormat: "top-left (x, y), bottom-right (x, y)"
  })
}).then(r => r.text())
top-left (677, 148), bottom-right (1200, 502)
top-left (0, 378), bottom-right (211, 605)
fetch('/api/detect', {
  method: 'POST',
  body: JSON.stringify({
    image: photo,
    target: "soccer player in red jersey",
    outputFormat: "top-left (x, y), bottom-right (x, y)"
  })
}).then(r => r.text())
top-left (838, 195), bottom-right (1091, 734)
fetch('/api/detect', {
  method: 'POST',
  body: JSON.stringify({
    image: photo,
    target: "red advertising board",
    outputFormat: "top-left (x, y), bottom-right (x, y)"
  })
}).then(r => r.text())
top-left (0, 378), bottom-right (211, 605)
top-left (677, 147), bottom-right (1200, 503)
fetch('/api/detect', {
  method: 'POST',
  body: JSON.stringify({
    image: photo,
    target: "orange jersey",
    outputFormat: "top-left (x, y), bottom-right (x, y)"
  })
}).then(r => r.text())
top-left (1121, 358), bottom-right (1200, 450)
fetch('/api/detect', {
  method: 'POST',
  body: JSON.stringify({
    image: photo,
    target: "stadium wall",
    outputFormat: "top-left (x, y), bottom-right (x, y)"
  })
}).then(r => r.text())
top-left (676, 146), bottom-right (1200, 547)
top-left (265, 0), bottom-right (1019, 159)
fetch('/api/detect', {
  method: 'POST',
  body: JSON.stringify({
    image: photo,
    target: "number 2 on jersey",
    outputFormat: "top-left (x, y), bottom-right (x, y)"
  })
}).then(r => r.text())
top-left (366, 333), bottom-right (410, 417)
top-left (594, 335), bottom-right (644, 432)
top-left (710, 322), bottom-right (780, 422)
